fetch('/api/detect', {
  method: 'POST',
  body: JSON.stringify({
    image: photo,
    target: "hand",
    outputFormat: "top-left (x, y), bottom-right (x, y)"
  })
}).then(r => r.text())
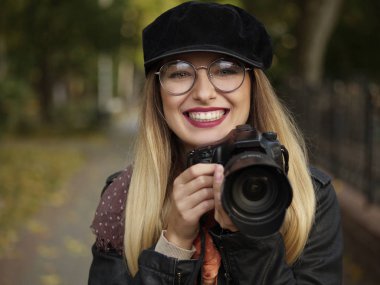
top-left (166, 164), bottom-right (216, 249)
top-left (213, 164), bottom-right (238, 232)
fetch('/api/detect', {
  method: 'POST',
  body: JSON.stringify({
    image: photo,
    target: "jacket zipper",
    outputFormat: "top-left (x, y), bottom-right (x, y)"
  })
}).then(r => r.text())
top-left (219, 244), bottom-right (232, 284)
top-left (175, 272), bottom-right (182, 285)
top-left (173, 258), bottom-right (181, 285)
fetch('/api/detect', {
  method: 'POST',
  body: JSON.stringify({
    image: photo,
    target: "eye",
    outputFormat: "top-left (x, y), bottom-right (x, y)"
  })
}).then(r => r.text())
top-left (167, 70), bottom-right (192, 79)
top-left (164, 61), bottom-right (194, 80)
top-left (211, 60), bottom-right (242, 77)
top-left (217, 67), bottom-right (239, 76)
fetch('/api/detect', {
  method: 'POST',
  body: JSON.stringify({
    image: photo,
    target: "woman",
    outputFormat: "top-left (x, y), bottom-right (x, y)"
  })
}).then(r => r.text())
top-left (89, 2), bottom-right (342, 284)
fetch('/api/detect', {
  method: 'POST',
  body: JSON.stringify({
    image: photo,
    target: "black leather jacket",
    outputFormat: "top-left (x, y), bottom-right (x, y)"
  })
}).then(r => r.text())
top-left (88, 167), bottom-right (343, 284)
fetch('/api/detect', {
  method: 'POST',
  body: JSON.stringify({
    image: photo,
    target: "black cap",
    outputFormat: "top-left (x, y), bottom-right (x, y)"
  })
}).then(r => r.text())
top-left (142, 1), bottom-right (273, 75)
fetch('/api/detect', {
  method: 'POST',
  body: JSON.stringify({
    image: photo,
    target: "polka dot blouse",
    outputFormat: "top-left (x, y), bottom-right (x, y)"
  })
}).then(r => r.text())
top-left (91, 165), bottom-right (132, 253)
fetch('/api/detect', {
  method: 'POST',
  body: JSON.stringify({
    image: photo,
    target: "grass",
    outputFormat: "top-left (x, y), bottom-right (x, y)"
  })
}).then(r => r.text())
top-left (0, 138), bottom-right (85, 256)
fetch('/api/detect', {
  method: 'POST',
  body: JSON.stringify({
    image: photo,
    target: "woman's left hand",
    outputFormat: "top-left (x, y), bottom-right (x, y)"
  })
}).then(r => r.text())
top-left (213, 164), bottom-right (238, 232)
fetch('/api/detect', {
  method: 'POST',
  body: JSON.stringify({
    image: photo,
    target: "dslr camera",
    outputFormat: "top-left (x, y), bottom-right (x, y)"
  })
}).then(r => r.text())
top-left (187, 124), bottom-right (292, 237)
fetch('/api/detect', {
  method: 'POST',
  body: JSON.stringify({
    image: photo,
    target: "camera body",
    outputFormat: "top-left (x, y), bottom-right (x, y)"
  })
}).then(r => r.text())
top-left (187, 124), bottom-right (292, 237)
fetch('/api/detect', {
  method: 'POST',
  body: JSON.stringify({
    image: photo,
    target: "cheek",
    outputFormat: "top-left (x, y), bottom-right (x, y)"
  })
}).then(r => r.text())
top-left (161, 94), bottom-right (183, 124)
top-left (160, 90), bottom-right (173, 117)
top-left (235, 90), bottom-right (251, 118)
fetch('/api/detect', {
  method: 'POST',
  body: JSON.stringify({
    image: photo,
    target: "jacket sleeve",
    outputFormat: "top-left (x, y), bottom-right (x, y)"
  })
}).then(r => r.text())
top-left (210, 167), bottom-right (343, 285)
top-left (88, 245), bottom-right (131, 285)
top-left (291, 168), bottom-right (343, 284)
top-left (88, 244), bottom-right (203, 285)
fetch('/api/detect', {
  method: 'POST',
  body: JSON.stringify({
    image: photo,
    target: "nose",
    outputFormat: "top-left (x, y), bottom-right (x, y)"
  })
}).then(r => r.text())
top-left (191, 67), bottom-right (216, 102)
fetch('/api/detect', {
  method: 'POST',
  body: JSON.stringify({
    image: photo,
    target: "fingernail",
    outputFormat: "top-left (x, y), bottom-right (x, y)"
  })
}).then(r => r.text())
top-left (215, 165), bottom-right (223, 183)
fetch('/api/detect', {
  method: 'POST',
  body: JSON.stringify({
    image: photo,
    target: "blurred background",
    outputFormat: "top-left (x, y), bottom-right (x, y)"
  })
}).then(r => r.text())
top-left (0, 0), bottom-right (379, 284)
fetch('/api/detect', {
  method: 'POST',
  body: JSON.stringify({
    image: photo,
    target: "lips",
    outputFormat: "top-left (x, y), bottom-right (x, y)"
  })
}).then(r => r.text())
top-left (184, 107), bottom-right (229, 127)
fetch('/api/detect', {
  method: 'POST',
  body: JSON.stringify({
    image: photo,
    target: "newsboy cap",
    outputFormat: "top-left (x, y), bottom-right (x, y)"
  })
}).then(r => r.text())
top-left (142, 1), bottom-right (273, 75)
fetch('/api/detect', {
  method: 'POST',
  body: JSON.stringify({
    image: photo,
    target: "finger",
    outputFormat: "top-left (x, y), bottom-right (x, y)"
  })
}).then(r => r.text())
top-left (214, 196), bottom-right (239, 232)
top-left (175, 195), bottom-right (215, 225)
top-left (212, 164), bottom-right (224, 214)
top-left (212, 165), bottom-right (238, 231)
top-left (183, 187), bottom-right (214, 209)
top-left (213, 164), bottom-right (224, 196)
top-left (186, 175), bottom-right (214, 195)
top-left (189, 198), bottom-right (215, 217)
top-left (172, 176), bottom-right (214, 203)
top-left (175, 163), bottom-right (218, 185)
top-left (212, 166), bottom-right (224, 218)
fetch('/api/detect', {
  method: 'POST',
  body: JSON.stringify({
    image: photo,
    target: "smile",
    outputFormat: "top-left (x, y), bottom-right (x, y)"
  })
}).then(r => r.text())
top-left (188, 110), bottom-right (226, 122)
top-left (183, 108), bottom-right (229, 128)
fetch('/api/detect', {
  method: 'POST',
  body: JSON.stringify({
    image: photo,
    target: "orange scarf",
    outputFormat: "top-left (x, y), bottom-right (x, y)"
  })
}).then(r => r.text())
top-left (192, 213), bottom-right (221, 285)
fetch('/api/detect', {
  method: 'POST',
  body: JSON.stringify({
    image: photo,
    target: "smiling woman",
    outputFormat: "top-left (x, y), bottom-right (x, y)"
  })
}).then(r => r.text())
top-left (88, 2), bottom-right (342, 284)
top-left (160, 53), bottom-right (251, 150)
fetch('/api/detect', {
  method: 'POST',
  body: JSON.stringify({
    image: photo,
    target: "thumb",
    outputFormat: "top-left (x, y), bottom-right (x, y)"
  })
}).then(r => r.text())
top-left (213, 164), bottom-right (224, 194)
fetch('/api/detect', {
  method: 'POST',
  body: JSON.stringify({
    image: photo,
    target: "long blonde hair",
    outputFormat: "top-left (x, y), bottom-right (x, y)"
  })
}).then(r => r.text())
top-left (125, 69), bottom-right (316, 276)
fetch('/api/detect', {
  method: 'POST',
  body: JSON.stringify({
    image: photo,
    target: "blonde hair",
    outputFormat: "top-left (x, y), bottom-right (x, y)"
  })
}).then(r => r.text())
top-left (252, 69), bottom-right (315, 263)
top-left (125, 69), bottom-right (316, 276)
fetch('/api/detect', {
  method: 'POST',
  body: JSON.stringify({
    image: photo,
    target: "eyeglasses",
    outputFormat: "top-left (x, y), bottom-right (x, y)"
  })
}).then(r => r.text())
top-left (155, 58), bottom-right (251, 95)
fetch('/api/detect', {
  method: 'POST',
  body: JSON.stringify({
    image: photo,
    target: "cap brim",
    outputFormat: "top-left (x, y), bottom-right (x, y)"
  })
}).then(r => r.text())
top-left (144, 45), bottom-right (264, 74)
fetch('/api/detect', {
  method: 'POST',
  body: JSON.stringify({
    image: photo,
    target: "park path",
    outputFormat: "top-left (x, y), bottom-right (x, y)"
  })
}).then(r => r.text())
top-left (0, 131), bottom-right (135, 285)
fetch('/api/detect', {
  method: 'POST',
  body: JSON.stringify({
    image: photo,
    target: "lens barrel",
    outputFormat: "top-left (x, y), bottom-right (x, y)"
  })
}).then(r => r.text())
top-left (186, 125), bottom-right (293, 237)
top-left (222, 152), bottom-right (292, 237)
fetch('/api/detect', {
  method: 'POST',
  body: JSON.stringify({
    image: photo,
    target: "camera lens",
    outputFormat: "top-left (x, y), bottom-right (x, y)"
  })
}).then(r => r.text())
top-left (231, 167), bottom-right (278, 215)
top-left (241, 177), bottom-right (267, 201)
top-left (187, 126), bottom-right (293, 237)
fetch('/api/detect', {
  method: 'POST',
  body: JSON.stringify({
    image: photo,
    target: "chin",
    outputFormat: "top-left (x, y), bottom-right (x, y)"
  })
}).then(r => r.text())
top-left (185, 132), bottom-right (229, 149)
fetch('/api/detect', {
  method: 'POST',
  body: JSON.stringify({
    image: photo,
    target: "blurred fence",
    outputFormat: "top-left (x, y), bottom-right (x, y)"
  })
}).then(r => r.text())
top-left (281, 78), bottom-right (380, 204)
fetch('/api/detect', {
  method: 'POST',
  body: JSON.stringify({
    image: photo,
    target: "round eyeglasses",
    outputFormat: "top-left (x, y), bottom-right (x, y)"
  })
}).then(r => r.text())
top-left (155, 58), bottom-right (252, 95)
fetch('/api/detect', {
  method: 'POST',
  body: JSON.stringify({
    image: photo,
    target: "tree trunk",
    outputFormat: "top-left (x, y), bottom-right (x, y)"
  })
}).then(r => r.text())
top-left (296, 0), bottom-right (344, 87)
top-left (38, 57), bottom-right (53, 123)
top-left (0, 37), bottom-right (6, 80)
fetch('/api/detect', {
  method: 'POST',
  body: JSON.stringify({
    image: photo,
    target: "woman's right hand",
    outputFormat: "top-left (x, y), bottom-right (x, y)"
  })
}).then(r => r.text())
top-left (165, 163), bottom-right (216, 249)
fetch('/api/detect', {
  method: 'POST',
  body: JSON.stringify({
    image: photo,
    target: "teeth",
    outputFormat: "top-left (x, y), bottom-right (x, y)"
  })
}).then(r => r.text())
top-left (188, 110), bottom-right (225, 122)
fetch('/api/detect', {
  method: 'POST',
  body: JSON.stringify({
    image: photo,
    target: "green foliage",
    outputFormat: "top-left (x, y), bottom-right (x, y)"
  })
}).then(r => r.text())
top-left (3, 0), bottom-right (125, 72)
top-left (241, 0), bottom-right (380, 81)
top-left (0, 0), bottom-right (378, 134)
top-left (326, 0), bottom-right (380, 79)
top-left (0, 76), bottom-right (40, 135)
top-left (0, 0), bottom-right (126, 129)
top-left (240, 0), bottom-right (302, 82)
top-left (51, 98), bottom-right (100, 133)
top-left (0, 140), bottom-right (84, 256)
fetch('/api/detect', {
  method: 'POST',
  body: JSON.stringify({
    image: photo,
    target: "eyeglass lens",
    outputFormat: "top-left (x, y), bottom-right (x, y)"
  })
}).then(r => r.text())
top-left (159, 59), bottom-right (246, 95)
